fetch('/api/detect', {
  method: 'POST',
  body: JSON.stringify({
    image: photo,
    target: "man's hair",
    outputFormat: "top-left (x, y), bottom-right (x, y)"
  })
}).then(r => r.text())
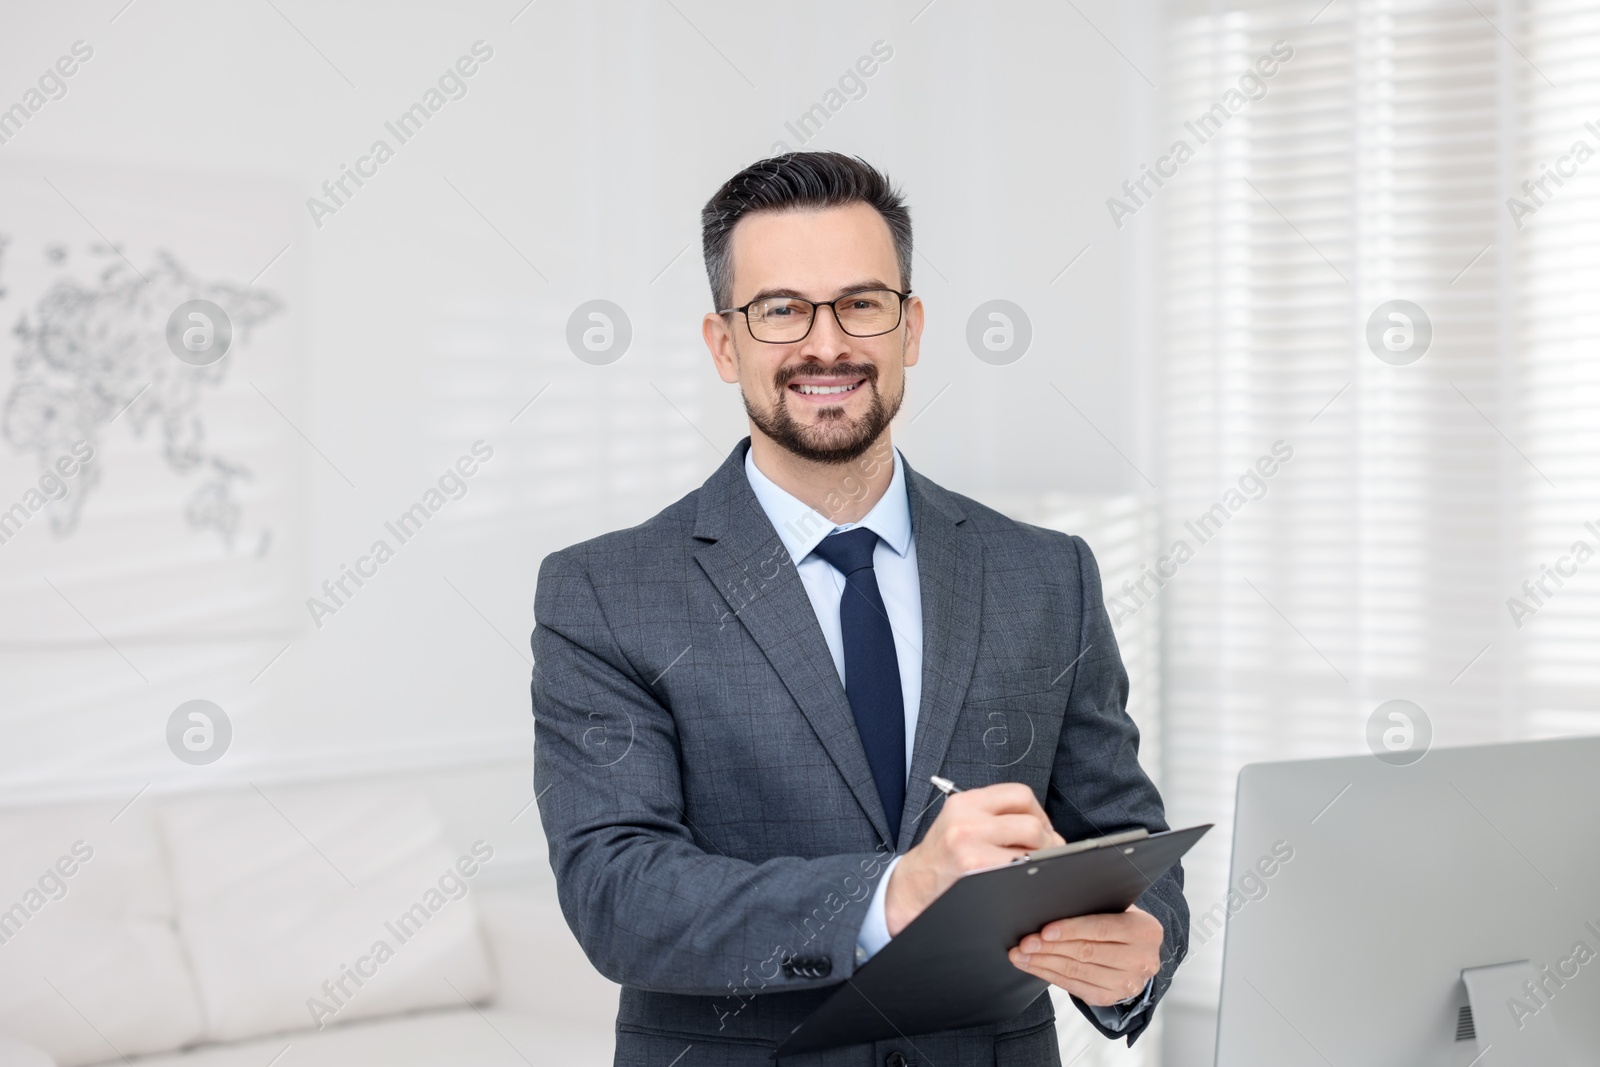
top-left (700, 151), bottom-right (913, 313)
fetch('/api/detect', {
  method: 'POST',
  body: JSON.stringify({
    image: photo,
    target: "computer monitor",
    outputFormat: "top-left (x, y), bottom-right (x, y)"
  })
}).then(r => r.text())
top-left (1214, 735), bottom-right (1600, 1066)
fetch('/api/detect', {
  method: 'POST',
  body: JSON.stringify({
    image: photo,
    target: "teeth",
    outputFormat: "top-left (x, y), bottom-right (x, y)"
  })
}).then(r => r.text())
top-left (794, 381), bottom-right (860, 395)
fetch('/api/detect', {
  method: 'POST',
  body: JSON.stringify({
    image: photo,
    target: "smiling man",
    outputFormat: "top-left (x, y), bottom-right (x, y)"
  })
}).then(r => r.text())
top-left (532, 151), bottom-right (1188, 1066)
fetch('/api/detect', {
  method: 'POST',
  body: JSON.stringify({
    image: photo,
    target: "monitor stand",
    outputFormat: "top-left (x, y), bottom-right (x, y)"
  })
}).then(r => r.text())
top-left (1460, 961), bottom-right (1568, 1066)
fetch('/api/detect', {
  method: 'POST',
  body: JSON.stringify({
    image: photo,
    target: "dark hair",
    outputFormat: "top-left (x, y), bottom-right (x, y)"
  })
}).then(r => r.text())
top-left (700, 151), bottom-right (912, 313)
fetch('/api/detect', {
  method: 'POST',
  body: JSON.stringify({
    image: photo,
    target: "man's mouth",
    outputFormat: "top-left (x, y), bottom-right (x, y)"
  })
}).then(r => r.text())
top-left (787, 378), bottom-right (866, 399)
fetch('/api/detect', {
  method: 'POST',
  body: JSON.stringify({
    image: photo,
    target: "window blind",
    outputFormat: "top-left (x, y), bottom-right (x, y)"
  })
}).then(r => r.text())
top-left (1515, 0), bottom-right (1600, 739)
top-left (1155, 0), bottom-right (1600, 1019)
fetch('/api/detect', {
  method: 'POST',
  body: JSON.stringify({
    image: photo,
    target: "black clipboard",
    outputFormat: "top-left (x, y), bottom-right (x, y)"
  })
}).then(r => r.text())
top-left (775, 823), bottom-right (1211, 1059)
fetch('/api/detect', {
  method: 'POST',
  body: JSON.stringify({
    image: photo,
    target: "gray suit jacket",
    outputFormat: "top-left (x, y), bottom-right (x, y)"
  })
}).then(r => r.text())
top-left (531, 437), bottom-right (1187, 1067)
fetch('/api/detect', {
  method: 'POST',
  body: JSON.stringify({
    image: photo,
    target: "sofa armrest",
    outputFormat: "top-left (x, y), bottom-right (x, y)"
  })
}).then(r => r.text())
top-left (474, 886), bottom-right (620, 1026)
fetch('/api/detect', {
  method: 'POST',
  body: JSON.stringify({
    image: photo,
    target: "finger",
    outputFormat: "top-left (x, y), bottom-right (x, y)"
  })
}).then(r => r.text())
top-left (939, 838), bottom-right (1047, 875)
top-left (979, 812), bottom-right (1056, 857)
top-left (940, 820), bottom-right (1054, 876)
top-left (1041, 914), bottom-right (1124, 944)
top-left (1009, 950), bottom-right (1143, 1004)
top-left (955, 782), bottom-right (1050, 819)
top-left (1019, 947), bottom-right (1154, 1000)
top-left (1043, 910), bottom-right (1160, 946)
top-left (1011, 965), bottom-right (1125, 1007)
top-left (1014, 933), bottom-right (1147, 973)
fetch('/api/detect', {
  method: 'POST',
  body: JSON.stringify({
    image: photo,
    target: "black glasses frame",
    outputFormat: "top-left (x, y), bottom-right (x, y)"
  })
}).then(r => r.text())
top-left (717, 288), bottom-right (912, 343)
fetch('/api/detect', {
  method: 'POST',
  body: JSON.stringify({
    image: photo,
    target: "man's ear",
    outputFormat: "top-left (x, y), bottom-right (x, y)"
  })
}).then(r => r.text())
top-left (703, 312), bottom-right (742, 384)
top-left (901, 295), bottom-right (924, 369)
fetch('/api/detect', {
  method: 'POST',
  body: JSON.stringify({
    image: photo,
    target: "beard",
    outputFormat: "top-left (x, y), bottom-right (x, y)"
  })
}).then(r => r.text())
top-left (741, 355), bottom-right (904, 466)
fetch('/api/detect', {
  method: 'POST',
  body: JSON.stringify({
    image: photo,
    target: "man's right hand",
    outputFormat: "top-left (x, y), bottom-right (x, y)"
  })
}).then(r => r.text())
top-left (884, 782), bottom-right (1065, 937)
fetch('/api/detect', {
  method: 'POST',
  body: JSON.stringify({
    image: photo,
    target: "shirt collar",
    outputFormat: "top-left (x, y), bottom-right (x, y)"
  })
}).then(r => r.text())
top-left (744, 443), bottom-right (913, 566)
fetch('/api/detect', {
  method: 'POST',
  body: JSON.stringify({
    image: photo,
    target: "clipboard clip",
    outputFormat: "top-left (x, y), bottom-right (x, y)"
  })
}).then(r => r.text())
top-left (1014, 827), bottom-right (1151, 864)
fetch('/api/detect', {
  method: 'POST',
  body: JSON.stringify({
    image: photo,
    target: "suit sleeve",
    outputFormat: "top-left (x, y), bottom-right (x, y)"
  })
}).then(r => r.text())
top-left (1047, 534), bottom-right (1189, 1046)
top-left (530, 547), bottom-right (891, 1001)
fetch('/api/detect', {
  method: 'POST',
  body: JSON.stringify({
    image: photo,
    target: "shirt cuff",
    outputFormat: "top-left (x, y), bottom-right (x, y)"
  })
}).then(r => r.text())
top-left (1085, 975), bottom-right (1155, 1033)
top-left (854, 854), bottom-right (902, 965)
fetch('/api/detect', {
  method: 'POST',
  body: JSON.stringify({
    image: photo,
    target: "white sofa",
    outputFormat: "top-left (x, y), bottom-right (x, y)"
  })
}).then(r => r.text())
top-left (0, 773), bottom-right (619, 1066)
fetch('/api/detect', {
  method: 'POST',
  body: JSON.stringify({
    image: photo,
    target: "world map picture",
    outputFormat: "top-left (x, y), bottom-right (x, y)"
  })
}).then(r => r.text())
top-left (2, 240), bottom-right (284, 548)
top-left (0, 163), bottom-right (303, 643)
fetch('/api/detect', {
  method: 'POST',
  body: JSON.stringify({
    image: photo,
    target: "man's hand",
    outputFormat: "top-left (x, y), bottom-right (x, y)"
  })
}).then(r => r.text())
top-left (884, 783), bottom-right (1064, 936)
top-left (1007, 904), bottom-right (1164, 1007)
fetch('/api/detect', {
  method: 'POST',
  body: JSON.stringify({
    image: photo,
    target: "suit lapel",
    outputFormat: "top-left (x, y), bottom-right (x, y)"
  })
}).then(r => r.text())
top-left (691, 439), bottom-right (986, 857)
top-left (693, 438), bottom-right (896, 848)
top-left (897, 455), bottom-right (983, 852)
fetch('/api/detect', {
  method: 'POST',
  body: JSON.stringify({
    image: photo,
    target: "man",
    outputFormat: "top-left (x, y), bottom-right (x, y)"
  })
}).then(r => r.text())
top-left (532, 151), bottom-right (1188, 1066)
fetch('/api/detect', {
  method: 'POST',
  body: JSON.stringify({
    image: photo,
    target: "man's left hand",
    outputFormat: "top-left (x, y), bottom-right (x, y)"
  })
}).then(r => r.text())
top-left (1007, 904), bottom-right (1163, 1007)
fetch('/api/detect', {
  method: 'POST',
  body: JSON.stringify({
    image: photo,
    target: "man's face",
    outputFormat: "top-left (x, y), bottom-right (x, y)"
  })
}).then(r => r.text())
top-left (704, 202), bottom-right (923, 465)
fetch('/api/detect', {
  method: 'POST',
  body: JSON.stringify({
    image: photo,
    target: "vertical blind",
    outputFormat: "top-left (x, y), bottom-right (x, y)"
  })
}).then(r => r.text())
top-left (1517, 0), bottom-right (1600, 738)
top-left (1156, 0), bottom-right (1600, 1015)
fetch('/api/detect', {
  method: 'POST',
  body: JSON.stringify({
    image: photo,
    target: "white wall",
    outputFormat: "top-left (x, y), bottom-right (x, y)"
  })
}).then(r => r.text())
top-left (0, 0), bottom-right (1158, 797)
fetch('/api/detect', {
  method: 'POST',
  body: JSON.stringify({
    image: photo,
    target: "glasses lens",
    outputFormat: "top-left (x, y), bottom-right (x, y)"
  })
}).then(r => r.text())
top-left (748, 297), bottom-right (813, 342)
top-left (835, 290), bottom-right (902, 337)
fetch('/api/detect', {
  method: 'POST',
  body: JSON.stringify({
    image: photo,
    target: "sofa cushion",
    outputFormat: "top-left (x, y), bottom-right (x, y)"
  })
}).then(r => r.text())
top-left (0, 799), bottom-right (206, 1066)
top-left (83, 1005), bottom-right (613, 1067)
top-left (157, 784), bottom-right (495, 1043)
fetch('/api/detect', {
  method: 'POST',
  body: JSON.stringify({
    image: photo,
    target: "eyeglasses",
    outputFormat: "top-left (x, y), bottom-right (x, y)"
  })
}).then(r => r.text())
top-left (718, 288), bottom-right (911, 343)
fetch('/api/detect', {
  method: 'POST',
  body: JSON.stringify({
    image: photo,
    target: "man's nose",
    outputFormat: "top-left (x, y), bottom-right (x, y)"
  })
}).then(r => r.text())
top-left (801, 302), bottom-right (851, 353)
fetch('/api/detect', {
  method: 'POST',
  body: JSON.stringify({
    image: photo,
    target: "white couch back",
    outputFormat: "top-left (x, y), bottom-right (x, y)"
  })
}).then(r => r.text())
top-left (0, 759), bottom-right (564, 1066)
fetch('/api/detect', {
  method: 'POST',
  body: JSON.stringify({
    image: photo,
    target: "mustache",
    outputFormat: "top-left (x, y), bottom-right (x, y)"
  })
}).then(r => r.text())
top-left (775, 362), bottom-right (879, 388)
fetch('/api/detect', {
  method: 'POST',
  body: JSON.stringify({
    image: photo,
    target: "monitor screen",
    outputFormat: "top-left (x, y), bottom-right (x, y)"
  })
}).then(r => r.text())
top-left (1215, 735), bottom-right (1600, 1066)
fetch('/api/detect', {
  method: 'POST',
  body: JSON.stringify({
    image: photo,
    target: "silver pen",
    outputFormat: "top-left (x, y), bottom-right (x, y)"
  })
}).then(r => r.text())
top-left (930, 775), bottom-right (962, 796)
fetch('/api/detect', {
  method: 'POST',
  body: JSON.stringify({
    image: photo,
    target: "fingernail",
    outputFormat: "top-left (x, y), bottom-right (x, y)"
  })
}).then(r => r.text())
top-left (1042, 930), bottom-right (1059, 942)
top-left (1015, 952), bottom-right (1030, 963)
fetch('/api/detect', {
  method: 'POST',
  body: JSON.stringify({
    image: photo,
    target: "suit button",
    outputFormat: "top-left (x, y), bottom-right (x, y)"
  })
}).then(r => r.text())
top-left (783, 956), bottom-right (832, 979)
top-left (887, 1053), bottom-right (909, 1067)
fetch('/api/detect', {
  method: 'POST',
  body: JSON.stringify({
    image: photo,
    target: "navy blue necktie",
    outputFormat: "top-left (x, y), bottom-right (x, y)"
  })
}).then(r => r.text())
top-left (811, 527), bottom-right (905, 841)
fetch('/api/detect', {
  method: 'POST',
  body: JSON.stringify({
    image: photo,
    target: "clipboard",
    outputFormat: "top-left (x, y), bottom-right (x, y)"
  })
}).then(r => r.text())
top-left (775, 823), bottom-right (1211, 1058)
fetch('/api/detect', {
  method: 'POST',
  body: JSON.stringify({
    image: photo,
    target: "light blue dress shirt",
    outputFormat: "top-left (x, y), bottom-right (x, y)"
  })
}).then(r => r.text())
top-left (743, 443), bottom-right (1151, 1031)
